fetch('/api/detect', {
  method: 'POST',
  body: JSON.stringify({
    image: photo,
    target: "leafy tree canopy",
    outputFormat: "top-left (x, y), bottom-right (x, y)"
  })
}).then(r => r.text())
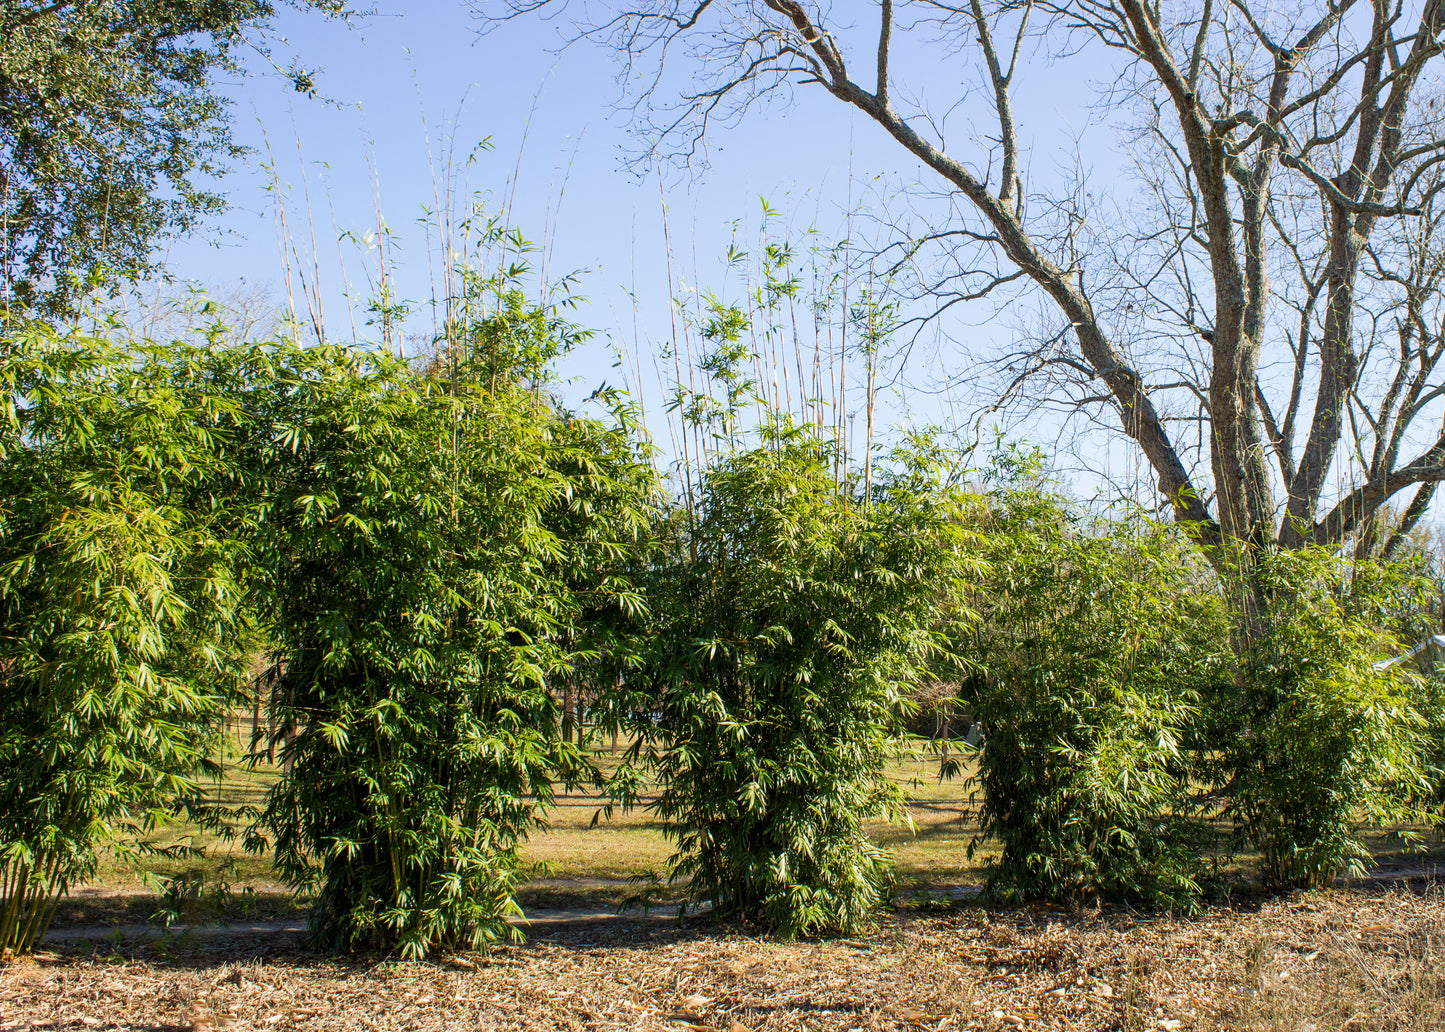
top-left (0, 0), bottom-right (350, 316)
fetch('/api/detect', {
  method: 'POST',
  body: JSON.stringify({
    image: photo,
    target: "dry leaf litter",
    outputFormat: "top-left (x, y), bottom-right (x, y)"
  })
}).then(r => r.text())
top-left (2, 883), bottom-right (1441, 1032)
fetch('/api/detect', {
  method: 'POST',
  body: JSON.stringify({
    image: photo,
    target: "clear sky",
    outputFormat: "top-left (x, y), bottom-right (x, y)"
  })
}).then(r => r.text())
top-left (165, 8), bottom-right (853, 365)
top-left (158, 0), bottom-right (1127, 485)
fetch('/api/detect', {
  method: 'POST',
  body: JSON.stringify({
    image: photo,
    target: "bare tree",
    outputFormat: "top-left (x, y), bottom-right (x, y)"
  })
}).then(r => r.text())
top-left (98, 278), bottom-right (289, 343)
top-left (479, 0), bottom-right (1445, 575)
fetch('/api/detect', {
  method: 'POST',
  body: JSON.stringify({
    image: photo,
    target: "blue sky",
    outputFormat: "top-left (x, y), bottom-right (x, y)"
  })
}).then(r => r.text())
top-left (167, 5), bottom-right (868, 361)
top-left (157, 0), bottom-right (1125, 481)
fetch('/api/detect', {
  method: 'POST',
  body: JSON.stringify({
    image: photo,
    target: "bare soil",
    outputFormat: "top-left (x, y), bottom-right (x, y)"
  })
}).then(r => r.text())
top-left (4, 882), bottom-right (1441, 1032)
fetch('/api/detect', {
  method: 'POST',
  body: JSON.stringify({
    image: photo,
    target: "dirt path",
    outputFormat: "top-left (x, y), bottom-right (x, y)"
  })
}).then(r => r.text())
top-left (41, 908), bottom-right (678, 946)
top-left (41, 879), bottom-right (989, 946)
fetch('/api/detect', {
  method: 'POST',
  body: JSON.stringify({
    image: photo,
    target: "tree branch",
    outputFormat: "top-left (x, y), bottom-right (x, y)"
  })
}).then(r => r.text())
top-left (876, 0), bottom-right (892, 109)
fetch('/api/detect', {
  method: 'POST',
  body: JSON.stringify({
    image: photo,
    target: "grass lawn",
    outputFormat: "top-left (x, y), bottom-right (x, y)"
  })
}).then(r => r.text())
top-left (60, 735), bottom-right (1442, 927)
top-left (525, 746), bottom-right (990, 889)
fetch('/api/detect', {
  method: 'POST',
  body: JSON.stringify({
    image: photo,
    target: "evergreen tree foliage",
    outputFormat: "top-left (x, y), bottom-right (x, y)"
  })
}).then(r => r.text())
top-left (0, 0), bottom-right (347, 315)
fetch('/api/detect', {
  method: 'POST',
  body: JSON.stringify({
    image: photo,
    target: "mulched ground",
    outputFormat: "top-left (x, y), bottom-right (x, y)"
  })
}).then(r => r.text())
top-left (3, 883), bottom-right (1442, 1032)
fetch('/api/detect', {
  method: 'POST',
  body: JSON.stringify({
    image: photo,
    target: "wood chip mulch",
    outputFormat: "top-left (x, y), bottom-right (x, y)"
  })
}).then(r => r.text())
top-left (3, 883), bottom-right (1442, 1032)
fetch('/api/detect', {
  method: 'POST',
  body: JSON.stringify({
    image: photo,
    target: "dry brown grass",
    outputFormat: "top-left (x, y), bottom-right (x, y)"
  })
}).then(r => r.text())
top-left (872, 751), bottom-right (994, 883)
top-left (523, 752), bottom-right (673, 884)
top-left (98, 762), bottom-right (278, 887)
top-left (69, 741), bottom-right (1443, 930)
top-left (68, 742), bottom-right (985, 922)
top-left (1207, 886), bottom-right (1445, 1032)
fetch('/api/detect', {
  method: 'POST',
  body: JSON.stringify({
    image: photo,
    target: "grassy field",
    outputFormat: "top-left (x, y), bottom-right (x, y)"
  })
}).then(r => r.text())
top-left (64, 735), bottom-right (1442, 927)
top-left (526, 748), bottom-right (989, 886)
top-left (66, 740), bottom-right (988, 924)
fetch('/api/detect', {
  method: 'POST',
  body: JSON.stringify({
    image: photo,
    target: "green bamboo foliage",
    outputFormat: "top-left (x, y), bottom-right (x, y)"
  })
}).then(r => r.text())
top-left (0, 278), bottom-right (655, 959)
top-left (963, 462), bottom-right (1438, 903)
top-left (601, 223), bottom-right (985, 935)
top-left (962, 469), bottom-right (1232, 911)
top-left (250, 294), bottom-right (655, 957)
top-left (0, 325), bottom-right (254, 954)
top-left (1215, 547), bottom-right (1436, 889)
top-left (5, 196), bottom-right (1439, 964)
top-left (608, 423), bottom-right (976, 936)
